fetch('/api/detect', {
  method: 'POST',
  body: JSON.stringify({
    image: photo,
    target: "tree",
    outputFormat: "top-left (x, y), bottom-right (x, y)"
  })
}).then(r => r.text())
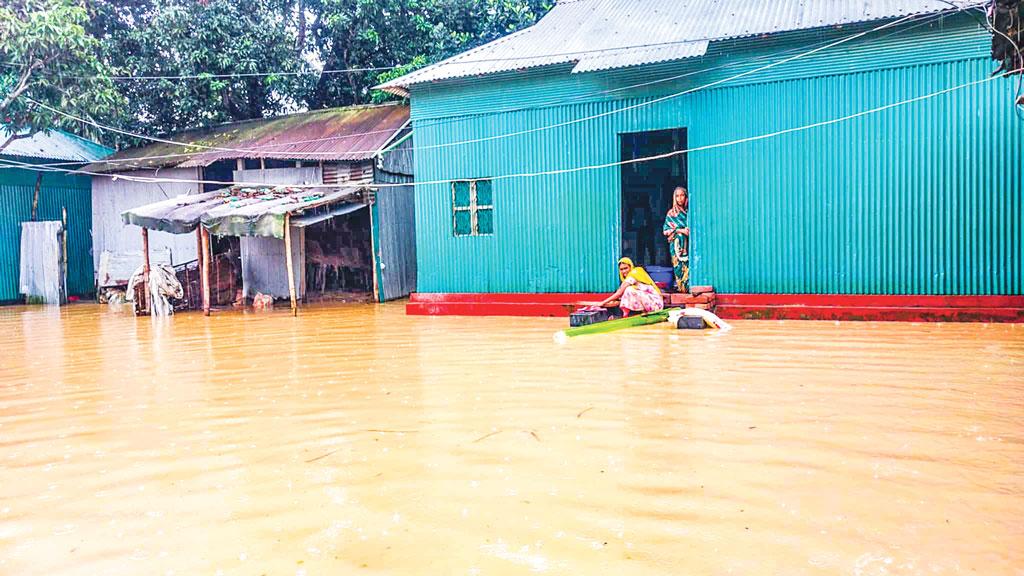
top-left (990, 0), bottom-right (1022, 76)
top-left (89, 0), bottom-right (313, 139)
top-left (0, 0), bottom-right (120, 151)
top-left (303, 0), bottom-right (551, 108)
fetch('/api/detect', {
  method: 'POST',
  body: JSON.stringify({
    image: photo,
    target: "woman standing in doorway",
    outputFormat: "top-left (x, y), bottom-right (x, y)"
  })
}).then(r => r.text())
top-left (663, 186), bottom-right (689, 292)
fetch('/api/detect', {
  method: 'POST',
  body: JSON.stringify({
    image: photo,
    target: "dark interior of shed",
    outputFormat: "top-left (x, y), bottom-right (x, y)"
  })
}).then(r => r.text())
top-left (303, 208), bottom-right (374, 298)
top-left (620, 128), bottom-right (687, 272)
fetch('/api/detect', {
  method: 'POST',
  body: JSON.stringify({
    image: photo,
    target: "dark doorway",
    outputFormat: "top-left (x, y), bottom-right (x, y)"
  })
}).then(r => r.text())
top-left (304, 208), bottom-right (374, 298)
top-left (620, 128), bottom-right (687, 269)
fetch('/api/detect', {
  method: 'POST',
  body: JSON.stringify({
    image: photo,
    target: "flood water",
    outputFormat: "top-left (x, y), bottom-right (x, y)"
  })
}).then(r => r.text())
top-left (0, 303), bottom-right (1021, 575)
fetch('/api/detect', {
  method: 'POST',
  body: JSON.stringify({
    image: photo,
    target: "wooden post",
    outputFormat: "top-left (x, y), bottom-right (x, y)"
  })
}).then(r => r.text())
top-left (141, 227), bottom-right (150, 314)
top-left (61, 207), bottom-right (68, 304)
top-left (30, 173), bottom-right (42, 221)
top-left (284, 213), bottom-right (297, 317)
top-left (201, 227), bottom-right (212, 316)
top-left (195, 227), bottom-right (204, 310)
top-left (368, 197), bottom-right (381, 303)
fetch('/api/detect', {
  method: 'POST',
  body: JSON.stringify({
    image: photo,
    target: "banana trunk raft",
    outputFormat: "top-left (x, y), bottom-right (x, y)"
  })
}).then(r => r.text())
top-left (561, 308), bottom-right (676, 338)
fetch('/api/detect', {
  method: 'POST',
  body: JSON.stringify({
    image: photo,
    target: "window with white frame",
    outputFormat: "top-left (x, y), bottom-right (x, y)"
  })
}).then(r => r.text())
top-left (451, 179), bottom-right (494, 236)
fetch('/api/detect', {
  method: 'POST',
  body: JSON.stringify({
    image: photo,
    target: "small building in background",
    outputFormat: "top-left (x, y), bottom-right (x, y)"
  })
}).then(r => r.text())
top-left (0, 128), bottom-right (112, 303)
top-left (85, 103), bottom-right (415, 304)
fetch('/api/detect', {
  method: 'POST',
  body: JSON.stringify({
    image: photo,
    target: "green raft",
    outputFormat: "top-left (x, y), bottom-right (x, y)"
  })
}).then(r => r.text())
top-left (563, 308), bottom-right (676, 337)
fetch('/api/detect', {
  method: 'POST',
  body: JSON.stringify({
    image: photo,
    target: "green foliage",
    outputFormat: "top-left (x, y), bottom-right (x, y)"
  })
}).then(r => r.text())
top-left (305, 0), bottom-right (552, 108)
top-left (4, 0), bottom-right (553, 148)
top-left (90, 0), bottom-right (312, 141)
top-left (0, 0), bottom-right (120, 148)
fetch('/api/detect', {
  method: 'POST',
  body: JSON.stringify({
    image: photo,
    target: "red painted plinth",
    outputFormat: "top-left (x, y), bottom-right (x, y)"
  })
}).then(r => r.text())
top-left (407, 293), bottom-right (1024, 323)
top-left (716, 294), bottom-right (1024, 323)
top-left (407, 293), bottom-right (606, 317)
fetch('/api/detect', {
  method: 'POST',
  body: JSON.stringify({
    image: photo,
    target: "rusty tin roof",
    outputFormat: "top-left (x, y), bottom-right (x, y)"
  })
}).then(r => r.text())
top-left (86, 103), bottom-right (409, 174)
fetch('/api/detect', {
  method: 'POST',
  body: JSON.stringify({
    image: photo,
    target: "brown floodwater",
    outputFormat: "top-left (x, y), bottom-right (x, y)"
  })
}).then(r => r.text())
top-left (0, 303), bottom-right (1021, 575)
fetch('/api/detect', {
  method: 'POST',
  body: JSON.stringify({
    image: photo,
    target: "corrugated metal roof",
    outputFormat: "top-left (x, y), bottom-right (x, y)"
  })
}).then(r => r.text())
top-left (1, 127), bottom-right (112, 162)
top-left (121, 185), bottom-right (366, 238)
top-left (378, 0), bottom-right (982, 93)
top-left (85, 103), bottom-right (409, 173)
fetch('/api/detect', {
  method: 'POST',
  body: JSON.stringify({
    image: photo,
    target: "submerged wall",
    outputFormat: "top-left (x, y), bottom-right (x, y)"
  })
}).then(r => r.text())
top-left (409, 16), bottom-right (1023, 294)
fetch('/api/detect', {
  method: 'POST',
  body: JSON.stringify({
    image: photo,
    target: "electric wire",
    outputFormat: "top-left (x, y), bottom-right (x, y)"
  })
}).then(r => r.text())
top-left (0, 12), bottom-right (952, 171)
top-left (2, 69), bottom-right (1012, 191)
top-left (21, 13), bottom-right (926, 164)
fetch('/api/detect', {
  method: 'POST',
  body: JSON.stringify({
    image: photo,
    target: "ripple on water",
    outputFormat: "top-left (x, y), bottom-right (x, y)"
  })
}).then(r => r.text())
top-left (0, 303), bottom-right (1021, 575)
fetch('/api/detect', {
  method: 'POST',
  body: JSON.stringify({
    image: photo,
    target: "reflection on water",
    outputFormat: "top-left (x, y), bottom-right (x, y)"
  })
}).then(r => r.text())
top-left (0, 303), bottom-right (1021, 575)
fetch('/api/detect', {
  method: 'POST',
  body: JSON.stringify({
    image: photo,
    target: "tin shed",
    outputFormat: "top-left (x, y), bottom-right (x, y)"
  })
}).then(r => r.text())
top-left (0, 128), bottom-right (112, 303)
top-left (86, 103), bottom-right (416, 303)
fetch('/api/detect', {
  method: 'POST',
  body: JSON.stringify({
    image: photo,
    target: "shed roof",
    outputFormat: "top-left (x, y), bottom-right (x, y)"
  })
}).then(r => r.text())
top-left (1, 127), bottom-right (112, 162)
top-left (86, 103), bottom-right (409, 174)
top-left (377, 0), bottom-right (981, 94)
top-left (122, 185), bottom-right (367, 239)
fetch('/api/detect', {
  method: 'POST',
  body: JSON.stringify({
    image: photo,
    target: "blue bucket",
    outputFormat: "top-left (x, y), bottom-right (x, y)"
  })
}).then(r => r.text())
top-left (645, 265), bottom-right (674, 292)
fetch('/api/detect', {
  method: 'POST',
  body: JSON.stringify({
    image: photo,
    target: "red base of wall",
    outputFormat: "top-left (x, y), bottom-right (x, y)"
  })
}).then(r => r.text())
top-left (407, 293), bottom-right (1024, 323)
top-left (407, 293), bottom-right (604, 317)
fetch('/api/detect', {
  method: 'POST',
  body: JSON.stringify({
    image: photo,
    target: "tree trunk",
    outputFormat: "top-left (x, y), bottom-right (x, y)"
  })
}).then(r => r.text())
top-left (295, 0), bottom-right (306, 53)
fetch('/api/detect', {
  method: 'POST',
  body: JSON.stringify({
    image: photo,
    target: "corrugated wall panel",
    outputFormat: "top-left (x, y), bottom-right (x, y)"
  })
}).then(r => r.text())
top-left (412, 49), bottom-right (1023, 294)
top-left (372, 184), bottom-right (417, 301)
top-left (91, 168), bottom-right (202, 275)
top-left (0, 167), bottom-right (94, 301)
top-left (689, 59), bottom-right (1022, 295)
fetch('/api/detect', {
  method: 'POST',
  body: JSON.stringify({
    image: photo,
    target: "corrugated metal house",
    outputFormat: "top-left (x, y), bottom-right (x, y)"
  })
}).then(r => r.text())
top-left (379, 0), bottom-right (1023, 316)
top-left (86, 103), bottom-right (415, 302)
top-left (0, 128), bottom-right (112, 303)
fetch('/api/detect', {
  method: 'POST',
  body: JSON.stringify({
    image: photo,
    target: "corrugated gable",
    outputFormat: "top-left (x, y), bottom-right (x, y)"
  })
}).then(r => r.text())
top-left (377, 0), bottom-right (983, 92)
top-left (1, 127), bottom-right (112, 162)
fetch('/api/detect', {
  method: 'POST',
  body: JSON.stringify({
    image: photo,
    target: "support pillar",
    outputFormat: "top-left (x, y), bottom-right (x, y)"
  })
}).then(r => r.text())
top-left (284, 214), bottom-right (298, 317)
top-left (141, 227), bottom-right (150, 315)
top-left (201, 227), bottom-right (212, 316)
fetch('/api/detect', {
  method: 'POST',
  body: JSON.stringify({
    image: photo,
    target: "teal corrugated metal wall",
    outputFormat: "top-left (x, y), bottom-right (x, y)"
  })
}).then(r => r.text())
top-left (411, 17), bottom-right (1023, 294)
top-left (0, 163), bottom-right (94, 301)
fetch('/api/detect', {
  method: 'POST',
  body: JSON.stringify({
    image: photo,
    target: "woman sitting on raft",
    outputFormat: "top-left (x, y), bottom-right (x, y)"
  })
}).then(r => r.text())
top-left (597, 257), bottom-right (665, 316)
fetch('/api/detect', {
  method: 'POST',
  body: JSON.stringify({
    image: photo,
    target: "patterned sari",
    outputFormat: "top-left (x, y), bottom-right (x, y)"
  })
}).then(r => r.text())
top-left (617, 257), bottom-right (665, 313)
top-left (663, 208), bottom-right (689, 292)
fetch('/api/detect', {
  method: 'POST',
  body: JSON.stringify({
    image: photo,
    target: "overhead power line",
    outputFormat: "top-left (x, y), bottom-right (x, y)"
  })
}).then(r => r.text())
top-left (0, 7), bottom-right (978, 82)
top-left (1, 10), bottom-right (968, 176)
top-left (23, 12), bottom-right (928, 166)
top-left (3, 70), bottom-right (1012, 191)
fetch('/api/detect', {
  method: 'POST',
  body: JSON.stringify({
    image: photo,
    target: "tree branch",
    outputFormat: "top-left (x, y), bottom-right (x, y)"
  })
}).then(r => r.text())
top-left (0, 132), bottom-right (32, 154)
top-left (0, 60), bottom-right (44, 114)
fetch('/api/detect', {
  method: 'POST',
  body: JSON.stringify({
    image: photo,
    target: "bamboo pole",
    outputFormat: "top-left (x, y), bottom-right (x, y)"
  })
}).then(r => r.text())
top-left (201, 227), bottom-right (211, 316)
top-left (61, 207), bottom-right (68, 304)
top-left (140, 227), bottom-right (150, 315)
top-left (284, 213), bottom-right (297, 317)
top-left (282, 213), bottom-right (299, 315)
top-left (195, 227), bottom-right (205, 310)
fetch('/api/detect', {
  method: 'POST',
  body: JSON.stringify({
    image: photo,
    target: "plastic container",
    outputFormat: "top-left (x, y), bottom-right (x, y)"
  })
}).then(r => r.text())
top-left (677, 315), bottom-right (707, 330)
top-left (645, 265), bottom-right (674, 291)
top-left (570, 309), bottom-right (611, 327)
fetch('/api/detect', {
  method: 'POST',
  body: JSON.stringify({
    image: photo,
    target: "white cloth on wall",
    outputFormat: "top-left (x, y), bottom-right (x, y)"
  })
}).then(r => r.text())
top-left (19, 221), bottom-right (64, 305)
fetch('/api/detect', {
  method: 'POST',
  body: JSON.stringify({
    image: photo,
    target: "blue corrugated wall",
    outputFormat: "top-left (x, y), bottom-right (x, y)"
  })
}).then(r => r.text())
top-left (410, 16), bottom-right (1023, 294)
top-left (0, 161), bottom-right (94, 301)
